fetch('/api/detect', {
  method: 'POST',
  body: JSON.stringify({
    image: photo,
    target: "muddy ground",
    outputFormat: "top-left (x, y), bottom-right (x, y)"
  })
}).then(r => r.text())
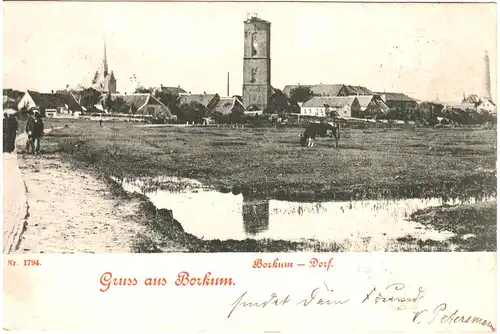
top-left (14, 153), bottom-right (148, 253)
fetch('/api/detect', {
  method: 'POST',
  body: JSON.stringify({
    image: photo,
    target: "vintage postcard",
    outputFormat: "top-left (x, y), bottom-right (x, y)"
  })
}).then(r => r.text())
top-left (2, 1), bottom-right (497, 333)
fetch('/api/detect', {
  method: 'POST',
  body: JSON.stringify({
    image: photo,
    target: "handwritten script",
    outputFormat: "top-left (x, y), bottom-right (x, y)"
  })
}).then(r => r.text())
top-left (228, 282), bottom-right (421, 317)
top-left (227, 283), bottom-right (495, 332)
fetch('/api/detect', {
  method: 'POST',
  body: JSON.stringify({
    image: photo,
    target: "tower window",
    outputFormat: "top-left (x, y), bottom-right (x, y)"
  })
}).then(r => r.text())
top-left (251, 33), bottom-right (258, 56)
top-left (251, 68), bottom-right (257, 83)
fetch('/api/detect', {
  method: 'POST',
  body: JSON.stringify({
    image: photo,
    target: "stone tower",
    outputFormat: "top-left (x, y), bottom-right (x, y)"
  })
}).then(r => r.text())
top-left (483, 50), bottom-right (492, 101)
top-left (242, 15), bottom-right (271, 111)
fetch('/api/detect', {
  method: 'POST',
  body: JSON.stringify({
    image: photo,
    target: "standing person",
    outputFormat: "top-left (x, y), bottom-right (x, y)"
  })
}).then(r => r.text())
top-left (334, 123), bottom-right (340, 150)
top-left (30, 111), bottom-right (44, 154)
top-left (3, 113), bottom-right (9, 152)
top-left (25, 110), bottom-right (35, 153)
top-left (6, 114), bottom-right (19, 153)
top-left (99, 117), bottom-right (103, 127)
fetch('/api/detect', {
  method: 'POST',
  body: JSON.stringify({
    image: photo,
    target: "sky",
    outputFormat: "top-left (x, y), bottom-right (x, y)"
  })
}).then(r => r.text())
top-left (2, 2), bottom-right (497, 102)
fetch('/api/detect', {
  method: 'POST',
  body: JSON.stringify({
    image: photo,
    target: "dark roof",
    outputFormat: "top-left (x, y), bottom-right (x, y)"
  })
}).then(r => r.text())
top-left (283, 84), bottom-right (373, 97)
top-left (344, 85), bottom-right (373, 95)
top-left (283, 84), bottom-right (344, 97)
top-left (157, 86), bottom-right (187, 96)
top-left (376, 92), bottom-right (417, 102)
top-left (109, 93), bottom-right (168, 111)
top-left (244, 16), bottom-right (271, 24)
top-left (302, 96), bottom-right (357, 108)
top-left (28, 90), bottom-right (82, 111)
top-left (179, 93), bottom-right (220, 109)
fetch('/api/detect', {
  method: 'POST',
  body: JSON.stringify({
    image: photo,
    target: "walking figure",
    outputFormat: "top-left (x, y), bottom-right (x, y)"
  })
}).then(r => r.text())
top-left (3, 113), bottom-right (9, 152)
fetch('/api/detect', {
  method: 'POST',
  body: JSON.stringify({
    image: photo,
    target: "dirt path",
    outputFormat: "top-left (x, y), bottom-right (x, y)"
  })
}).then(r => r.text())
top-left (2, 138), bottom-right (28, 254)
top-left (4, 133), bottom-right (146, 254)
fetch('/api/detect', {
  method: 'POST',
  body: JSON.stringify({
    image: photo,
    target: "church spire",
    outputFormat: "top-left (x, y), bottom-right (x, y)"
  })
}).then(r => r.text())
top-left (103, 40), bottom-right (108, 77)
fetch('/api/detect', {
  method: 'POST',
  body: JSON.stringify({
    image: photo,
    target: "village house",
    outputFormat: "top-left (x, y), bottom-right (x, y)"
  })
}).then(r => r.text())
top-left (356, 95), bottom-right (389, 117)
top-left (376, 92), bottom-right (418, 111)
top-left (212, 96), bottom-right (245, 115)
top-left (107, 93), bottom-right (173, 119)
top-left (17, 90), bottom-right (82, 116)
top-left (300, 96), bottom-right (360, 118)
top-left (477, 99), bottom-right (496, 113)
top-left (179, 92), bottom-right (220, 111)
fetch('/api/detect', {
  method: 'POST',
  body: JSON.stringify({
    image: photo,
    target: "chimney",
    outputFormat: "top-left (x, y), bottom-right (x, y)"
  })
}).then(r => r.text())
top-left (483, 50), bottom-right (492, 101)
top-left (227, 72), bottom-right (230, 97)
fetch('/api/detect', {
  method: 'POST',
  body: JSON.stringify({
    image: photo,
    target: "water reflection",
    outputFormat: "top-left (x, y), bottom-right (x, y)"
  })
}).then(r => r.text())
top-left (242, 197), bottom-right (270, 235)
top-left (116, 176), bottom-right (495, 246)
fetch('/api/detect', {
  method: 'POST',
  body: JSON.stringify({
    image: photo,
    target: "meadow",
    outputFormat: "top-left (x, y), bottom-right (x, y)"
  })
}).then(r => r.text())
top-left (35, 118), bottom-right (496, 252)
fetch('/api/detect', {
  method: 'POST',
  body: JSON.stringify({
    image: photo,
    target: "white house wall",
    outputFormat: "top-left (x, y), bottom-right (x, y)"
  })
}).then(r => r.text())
top-left (300, 106), bottom-right (351, 118)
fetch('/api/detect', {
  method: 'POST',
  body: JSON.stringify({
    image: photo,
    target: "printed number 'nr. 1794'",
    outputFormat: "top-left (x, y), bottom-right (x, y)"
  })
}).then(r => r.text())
top-left (24, 260), bottom-right (40, 266)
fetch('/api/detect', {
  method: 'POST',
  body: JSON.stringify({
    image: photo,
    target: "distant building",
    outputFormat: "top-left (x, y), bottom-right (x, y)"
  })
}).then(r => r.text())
top-left (300, 96), bottom-right (360, 118)
top-left (106, 93), bottom-right (173, 119)
top-left (213, 96), bottom-right (245, 115)
top-left (283, 84), bottom-right (373, 98)
top-left (441, 102), bottom-right (476, 112)
top-left (17, 90), bottom-right (82, 115)
top-left (151, 85), bottom-right (187, 97)
top-left (376, 92), bottom-right (418, 110)
top-left (242, 15), bottom-right (272, 111)
top-left (91, 42), bottom-right (117, 94)
top-left (179, 93), bottom-right (220, 111)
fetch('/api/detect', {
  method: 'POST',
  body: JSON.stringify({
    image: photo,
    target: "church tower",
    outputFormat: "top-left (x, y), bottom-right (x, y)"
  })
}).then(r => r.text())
top-left (103, 41), bottom-right (109, 77)
top-left (242, 14), bottom-right (271, 111)
top-left (92, 41), bottom-right (117, 94)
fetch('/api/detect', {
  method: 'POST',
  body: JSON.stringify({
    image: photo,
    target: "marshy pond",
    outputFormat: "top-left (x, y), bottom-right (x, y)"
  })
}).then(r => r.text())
top-left (115, 176), bottom-right (495, 248)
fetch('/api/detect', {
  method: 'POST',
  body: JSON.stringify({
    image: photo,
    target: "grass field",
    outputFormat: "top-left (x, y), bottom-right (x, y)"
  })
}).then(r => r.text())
top-left (30, 118), bottom-right (496, 252)
top-left (41, 119), bottom-right (496, 200)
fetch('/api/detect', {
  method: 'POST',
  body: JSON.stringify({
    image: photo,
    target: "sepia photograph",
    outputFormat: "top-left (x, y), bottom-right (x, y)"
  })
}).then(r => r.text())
top-left (3, 1), bottom-right (497, 254)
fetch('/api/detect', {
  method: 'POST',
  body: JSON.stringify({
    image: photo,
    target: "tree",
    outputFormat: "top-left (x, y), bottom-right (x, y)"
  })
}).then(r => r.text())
top-left (265, 89), bottom-right (290, 114)
top-left (103, 94), bottom-right (113, 113)
top-left (109, 96), bottom-right (128, 114)
top-left (179, 102), bottom-right (207, 122)
top-left (289, 86), bottom-right (314, 105)
top-left (230, 103), bottom-right (245, 123)
top-left (155, 91), bottom-right (178, 108)
top-left (134, 86), bottom-right (150, 94)
top-left (80, 88), bottom-right (102, 109)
